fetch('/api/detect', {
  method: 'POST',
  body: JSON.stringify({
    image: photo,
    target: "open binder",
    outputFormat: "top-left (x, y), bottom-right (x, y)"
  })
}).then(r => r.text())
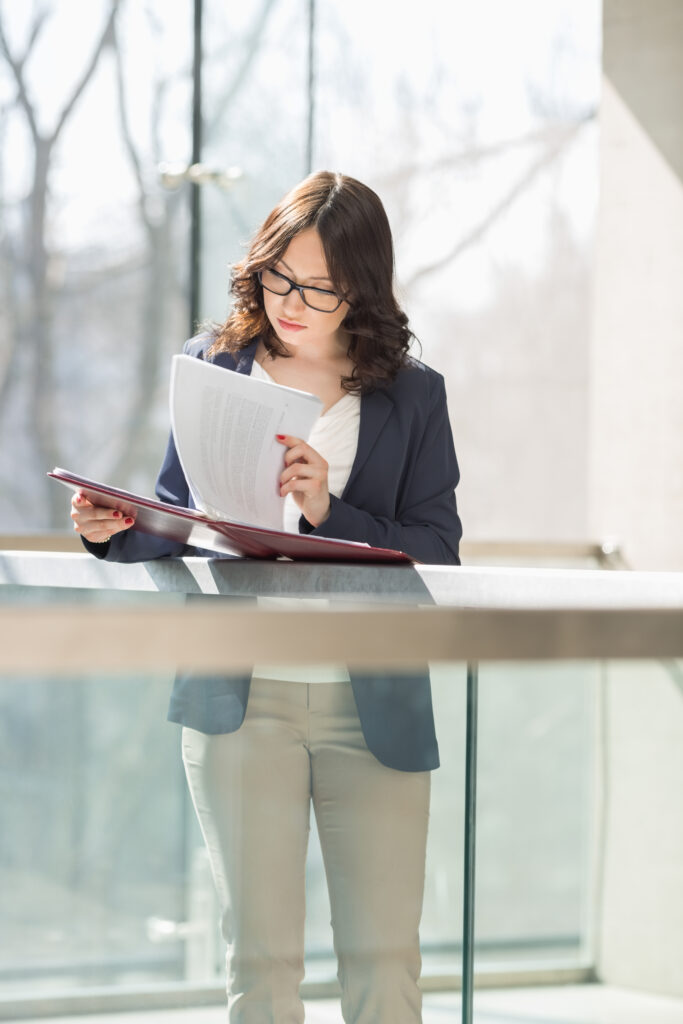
top-left (49, 469), bottom-right (415, 563)
top-left (50, 355), bottom-right (415, 563)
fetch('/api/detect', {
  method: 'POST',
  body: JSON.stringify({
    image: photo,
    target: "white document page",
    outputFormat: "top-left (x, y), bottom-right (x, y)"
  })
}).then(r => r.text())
top-left (170, 354), bottom-right (323, 531)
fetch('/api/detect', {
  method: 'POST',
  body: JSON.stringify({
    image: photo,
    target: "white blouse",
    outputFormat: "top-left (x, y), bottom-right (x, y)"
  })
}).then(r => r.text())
top-left (250, 359), bottom-right (361, 684)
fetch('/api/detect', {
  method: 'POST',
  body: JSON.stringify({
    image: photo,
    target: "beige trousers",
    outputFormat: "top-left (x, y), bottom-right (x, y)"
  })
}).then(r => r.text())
top-left (182, 678), bottom-right (430, 1024)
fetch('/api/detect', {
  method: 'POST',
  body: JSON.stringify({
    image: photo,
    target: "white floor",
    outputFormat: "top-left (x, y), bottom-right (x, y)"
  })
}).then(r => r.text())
top-left (14, 985), bottom-right (683, 1024)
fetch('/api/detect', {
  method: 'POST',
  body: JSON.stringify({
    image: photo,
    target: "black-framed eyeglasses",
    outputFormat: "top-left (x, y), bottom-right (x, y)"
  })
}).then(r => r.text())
top-left (258, 268), bottom-right (345, 313)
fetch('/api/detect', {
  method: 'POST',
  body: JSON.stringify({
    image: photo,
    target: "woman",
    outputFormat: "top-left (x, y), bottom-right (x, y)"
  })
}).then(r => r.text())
top-left (72, 171), bottom-right (462, 1023)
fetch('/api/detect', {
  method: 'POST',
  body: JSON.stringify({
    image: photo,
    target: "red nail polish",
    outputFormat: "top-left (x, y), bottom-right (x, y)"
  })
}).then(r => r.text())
top-left (276, 434), bottom-right (285, 440)
top-left (125, 517), bottom-right (134, 525)
top-left (112, 510), bottom-right (121, 518)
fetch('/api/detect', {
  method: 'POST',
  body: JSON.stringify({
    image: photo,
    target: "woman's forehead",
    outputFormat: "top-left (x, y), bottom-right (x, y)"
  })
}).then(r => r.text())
top-left (278, 228), bottom-right (331, 281)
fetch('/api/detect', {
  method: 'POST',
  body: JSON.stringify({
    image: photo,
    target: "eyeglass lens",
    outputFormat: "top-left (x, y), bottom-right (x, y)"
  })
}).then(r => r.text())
top-left (259, 268), bottom-right (341, 312)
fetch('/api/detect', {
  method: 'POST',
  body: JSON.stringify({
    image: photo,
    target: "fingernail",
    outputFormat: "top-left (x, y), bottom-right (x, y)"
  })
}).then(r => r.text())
top-left (276, 434), bottom-right (285, 440)
top-left (112, 511), bottom-right (121, 518)
top-left (125, 517), bottom-right (134, 525)
top-left (75, 494), bottom-right (82, 504)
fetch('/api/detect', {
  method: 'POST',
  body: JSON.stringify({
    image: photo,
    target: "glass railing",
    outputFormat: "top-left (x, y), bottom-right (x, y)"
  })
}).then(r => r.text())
top-left (0, 535), bottom-right (629, 566)
top-left (1, 550), bottom-right (681, 1021)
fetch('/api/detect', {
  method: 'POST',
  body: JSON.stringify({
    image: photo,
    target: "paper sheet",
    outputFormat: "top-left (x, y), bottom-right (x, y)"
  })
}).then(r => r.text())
top-left (170, 355), bottom-right (323, 531)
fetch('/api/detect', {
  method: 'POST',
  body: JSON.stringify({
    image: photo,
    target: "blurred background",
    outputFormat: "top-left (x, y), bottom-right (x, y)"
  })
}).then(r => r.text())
top-left (0, 0), bottom-right (601, 544)
top-left (0, 0), bottom-right (681, 1018)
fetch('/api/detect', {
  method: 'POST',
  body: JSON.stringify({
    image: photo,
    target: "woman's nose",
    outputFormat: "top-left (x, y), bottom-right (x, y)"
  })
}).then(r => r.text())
top-left (282, 287), bottom-right (306, 317)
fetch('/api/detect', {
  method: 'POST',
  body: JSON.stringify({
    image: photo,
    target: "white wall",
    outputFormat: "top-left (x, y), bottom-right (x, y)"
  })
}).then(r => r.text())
top-left (589, 0), bottom-right (683, 998)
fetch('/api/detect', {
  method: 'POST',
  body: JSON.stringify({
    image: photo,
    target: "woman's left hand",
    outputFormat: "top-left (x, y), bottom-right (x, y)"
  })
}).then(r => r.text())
top-left (276, 434), bottom-right (331, 528)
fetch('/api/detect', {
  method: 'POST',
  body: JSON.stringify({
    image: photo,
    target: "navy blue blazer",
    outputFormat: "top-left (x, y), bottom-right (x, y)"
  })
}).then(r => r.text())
top-left (85, 335), bottom-right (462, 771)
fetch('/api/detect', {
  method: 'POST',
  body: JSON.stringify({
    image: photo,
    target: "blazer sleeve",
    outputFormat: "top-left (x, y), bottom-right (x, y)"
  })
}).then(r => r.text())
top-left (301, 372), bottom-right (462, 566)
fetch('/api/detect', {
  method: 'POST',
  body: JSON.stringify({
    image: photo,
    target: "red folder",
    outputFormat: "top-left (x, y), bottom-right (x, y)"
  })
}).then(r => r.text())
top-left (49, 469), bottom-right (416, 564)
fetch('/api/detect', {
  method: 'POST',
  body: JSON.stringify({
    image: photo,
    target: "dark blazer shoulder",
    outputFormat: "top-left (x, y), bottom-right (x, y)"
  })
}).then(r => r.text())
top-left (182, 333), bottom-right (258, 373)
top-left (183, 332), bottom-right (218, 360)
top-left (382, 355), bottom-right (446, 408)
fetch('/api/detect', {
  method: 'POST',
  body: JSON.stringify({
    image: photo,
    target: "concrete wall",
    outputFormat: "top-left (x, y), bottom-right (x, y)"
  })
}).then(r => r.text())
top-left (597, 662), bottom-right (683, 997)
top-left (588, 2), bottom-right (683, 569)
top-left (589, 0), bottom-right (683, 998)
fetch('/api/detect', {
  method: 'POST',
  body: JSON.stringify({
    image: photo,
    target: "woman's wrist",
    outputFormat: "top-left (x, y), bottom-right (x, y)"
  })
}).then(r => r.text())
top-left (306, 504), bottom-right (330, 529)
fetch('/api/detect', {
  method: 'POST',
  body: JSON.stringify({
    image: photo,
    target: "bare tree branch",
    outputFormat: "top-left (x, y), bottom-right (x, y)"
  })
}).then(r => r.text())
top-left (22, 5), bottom-right (52, 64)
top-left (0, 1), bottom-right (125, 525)
top-left (0, 12), bottom-right (41, 141)
top-left (103, 11), bottom-right (185, 484)
top-left (151, 76), bottom-right (170, 162)
top-left (205, 0), bottom-right (279, 142)
top-left (403, 118), bottom-right (590, 291)
top-left (111, 15), bottom-right (150, 230)
top-left (50, 0), bottom-right (119, 146)
top-left (0, 4), bottom-right (119, 149)
top-left (377, 116), bottom-right (597, 193)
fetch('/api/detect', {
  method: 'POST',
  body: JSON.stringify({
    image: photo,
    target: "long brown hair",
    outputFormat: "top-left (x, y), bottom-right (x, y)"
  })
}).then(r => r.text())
top-left (207, 171), bottom-right (416, 393)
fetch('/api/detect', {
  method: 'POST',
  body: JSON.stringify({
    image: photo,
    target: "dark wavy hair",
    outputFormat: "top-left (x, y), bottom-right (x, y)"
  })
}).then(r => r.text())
top-left (207, 171), bottom-right (417, 394)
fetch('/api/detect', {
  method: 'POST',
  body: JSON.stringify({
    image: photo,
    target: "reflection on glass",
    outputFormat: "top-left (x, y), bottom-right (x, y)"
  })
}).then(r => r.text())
top-left (1, 645), bottom-right (599, 993)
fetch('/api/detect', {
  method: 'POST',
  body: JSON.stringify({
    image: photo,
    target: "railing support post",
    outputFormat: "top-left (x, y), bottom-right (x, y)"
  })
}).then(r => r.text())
top-left (462, 661), bottom-right (479, 1024)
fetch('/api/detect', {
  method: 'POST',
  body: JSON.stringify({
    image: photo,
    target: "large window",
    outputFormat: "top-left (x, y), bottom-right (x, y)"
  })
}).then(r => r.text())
top-left (0, 0), bottom-right (602, 1009)
top-left (0, 0), bottom-right (600, 546)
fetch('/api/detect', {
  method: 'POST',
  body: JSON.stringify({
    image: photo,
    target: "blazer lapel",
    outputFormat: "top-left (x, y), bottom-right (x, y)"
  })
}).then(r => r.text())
top-left (343, 388), bottom-right (393, 498)
top-left (233, 339), bottom-right (259, 374)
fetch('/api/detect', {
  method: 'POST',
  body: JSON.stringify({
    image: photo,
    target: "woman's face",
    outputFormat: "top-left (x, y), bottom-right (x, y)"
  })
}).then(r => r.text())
top-left (262, 228), bottom-right (350, 355)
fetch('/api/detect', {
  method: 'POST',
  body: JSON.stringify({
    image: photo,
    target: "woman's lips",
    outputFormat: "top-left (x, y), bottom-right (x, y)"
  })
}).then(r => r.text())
top-left (277, 318), bottom-right (306, 332)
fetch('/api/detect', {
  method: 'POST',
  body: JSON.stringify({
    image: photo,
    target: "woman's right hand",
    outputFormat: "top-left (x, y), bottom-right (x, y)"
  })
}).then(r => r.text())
top-left (70, 492), bottom-right (135, 544)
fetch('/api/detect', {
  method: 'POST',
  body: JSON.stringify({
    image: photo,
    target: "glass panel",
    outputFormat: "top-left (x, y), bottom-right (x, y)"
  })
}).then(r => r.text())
top-left (0, 589), bottom-right (601, 998)
top-left (313, 0), bottom-right (601, 545)
top-left (199, 4), bottom-right (310, 321)
top-left (1, 671), bottom-right (189, 993)
top-left (0, 586), bottom-right (198, 995)
top-left (423, 660), bottom-right (596, 975)
top-left (0, 1), bottom-right (193, 534)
